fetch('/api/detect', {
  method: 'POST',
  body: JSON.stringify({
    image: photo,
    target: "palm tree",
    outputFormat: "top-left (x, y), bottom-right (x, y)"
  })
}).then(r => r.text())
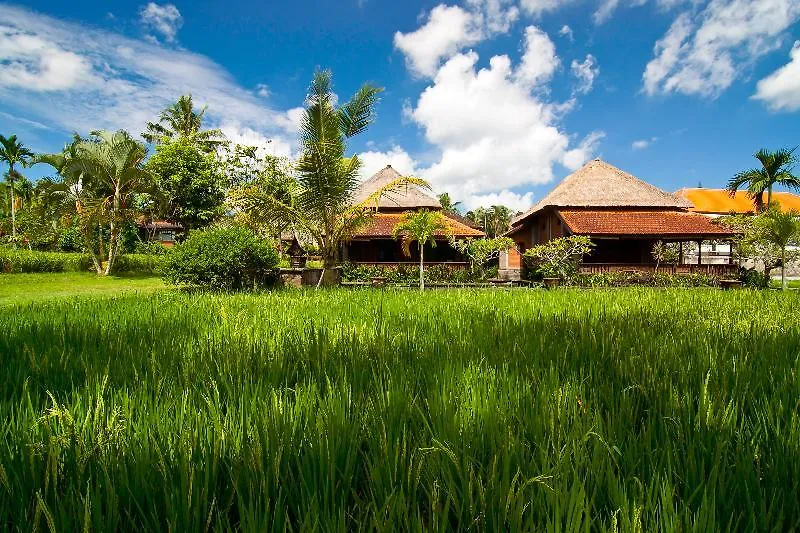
top-left (756, 208), bottom-right (800, 290)
top-left (0, 134), bottom-right (35, 242)
top-left (38, 131), bottom-right (157, 275)
top-left (143, 95), bottom-right (225, 152)
top-left (230, 70), bottom-right (428, 285)
top-left (728, 148), bottom-right (800, 212)
top-left (392, 210), bottom-right (451, 290)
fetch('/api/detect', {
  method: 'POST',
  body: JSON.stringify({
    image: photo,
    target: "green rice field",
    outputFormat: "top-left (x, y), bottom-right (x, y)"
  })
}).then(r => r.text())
top-left (1, 282), bottom-right (799, 531)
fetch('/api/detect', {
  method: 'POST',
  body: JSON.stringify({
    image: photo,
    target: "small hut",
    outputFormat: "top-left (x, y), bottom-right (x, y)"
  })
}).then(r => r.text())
top-left (344, 165), bottom-right (484, 265)
top-left (505, 159), bottom-right (738, 276)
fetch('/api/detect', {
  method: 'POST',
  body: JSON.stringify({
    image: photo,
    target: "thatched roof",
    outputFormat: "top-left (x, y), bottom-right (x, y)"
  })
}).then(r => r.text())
top-left (512, 159), bottom-right (692, 225)
top-left (352, 165), bottom-right (441, 210)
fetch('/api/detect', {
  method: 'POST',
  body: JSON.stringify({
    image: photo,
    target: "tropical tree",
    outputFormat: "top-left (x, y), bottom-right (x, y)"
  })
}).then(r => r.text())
top-left (651, 240), bottom-right (680, 271)
top-left (438, 192), bottom-right (462, 214)
top-left (0, 134), bottom-right (35, 242)
top-left (728, 148), bottom-right (800, 211)
top-left (230, 70), bottom-right (427, 284)
top-left (756, 208), bottom-right (800, 290)
top-left (145, 136), bottom-right (227, 230)
top-left (450, 236), bottom-right (514, 279)
top-left (392, 210), bottom-right (451, 290)
top-left (143, 95), bottom-right (226, 152)
top-left (38, 131), bottom-right (157, 275)
top-left (466, 205), bottom-right (515, 238)
top-left (523, 235), bottom-right (594, 280)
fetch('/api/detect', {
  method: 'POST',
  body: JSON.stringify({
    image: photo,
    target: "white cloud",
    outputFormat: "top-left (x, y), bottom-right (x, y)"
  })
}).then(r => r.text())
top-left (0, 5), bottom-right (298, 152)
top-left (393, 1), bottom-right (521, 79)
top-left (643, 0), bottom-right (800, 97)
top-left (464, 190), bottom-right (534, 212)
top-left (570, 54), bottom-right (599, 94)
top-left (519, 0), bottom-right (574, 17)
top-left (753, 40), bottom-right (800, 112)
top-left (255, 83), bottom-right (270, 97)
top-left (593, 0), bottom-right (621, 24)
top-left (561, 130), bottom-right (605, 169)
top-left (358, 146), bottom-right (420, 180)
top-left (558, 24), bottom-right (574, 41)
top-left (407, 47), bottom-right (602, 197)
top-left (139, 3), bottom-right (183, 43)
top-left (516, 26), bottom-right (559, 88)
top-left (631, 136), bottom-right (659, 150)
top-left (393, 5), bottom-right (483, 78)
top-left (466, 0), bottom-right (520, 33)
top-left (0, 27), bottom-right (92, 91)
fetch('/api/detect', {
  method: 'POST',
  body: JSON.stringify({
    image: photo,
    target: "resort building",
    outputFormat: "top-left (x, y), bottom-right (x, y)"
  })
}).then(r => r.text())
top-left (503, 159), bottom-right (738, 277)
top-left (344, 165), bottom-right (484, 266)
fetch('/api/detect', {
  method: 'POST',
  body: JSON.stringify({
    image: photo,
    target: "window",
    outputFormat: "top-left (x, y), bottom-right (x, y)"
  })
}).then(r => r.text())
top-left (158, 231), bottom-right (175, 243)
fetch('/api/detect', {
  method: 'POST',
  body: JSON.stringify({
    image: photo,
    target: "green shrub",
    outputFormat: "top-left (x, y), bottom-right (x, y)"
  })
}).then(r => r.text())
top-left (163, 226), bottom-right (280, 290)
top-left (114, 253), bottom-right (164, 275)
top-left (341, 262), bottom-right (485, 284)
top-left (0, 249), bottom-right (91, 273)
top-left (133, 240), bottom-right (170, 255)
top-left (740, 267), bottom-right (770, 289)
top-left (571, 271), bottom-right (720, 288)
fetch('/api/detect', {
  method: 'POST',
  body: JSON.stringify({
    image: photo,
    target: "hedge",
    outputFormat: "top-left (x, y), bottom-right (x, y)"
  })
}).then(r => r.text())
top-left (0, 249), bottom-right (163, 274)
top-left (341, 263), bottom-right (493, 285)
top-left (569, 271), bottom-right (721, 288)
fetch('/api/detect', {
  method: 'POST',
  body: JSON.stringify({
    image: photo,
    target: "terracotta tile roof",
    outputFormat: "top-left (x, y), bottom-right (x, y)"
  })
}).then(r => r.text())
top-left (558, 209), bottom-right (737, 237)
top-left (675, 188), bottom-right (800, 214)
top-left (138, 219), bottom-right (183, 230)
top-left (353, 213), bottom-right (484, 238)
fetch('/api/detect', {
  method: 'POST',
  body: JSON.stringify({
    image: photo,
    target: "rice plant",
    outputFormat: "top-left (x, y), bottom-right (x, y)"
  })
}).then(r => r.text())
top-left (1, 288), bottom-right (799, 531)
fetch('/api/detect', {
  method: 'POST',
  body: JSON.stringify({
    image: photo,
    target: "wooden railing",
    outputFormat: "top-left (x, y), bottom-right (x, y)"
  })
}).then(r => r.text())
top-left (579, 263), bottom-right (738, 276)
top-left (350, 261), bottom-right (469, 270)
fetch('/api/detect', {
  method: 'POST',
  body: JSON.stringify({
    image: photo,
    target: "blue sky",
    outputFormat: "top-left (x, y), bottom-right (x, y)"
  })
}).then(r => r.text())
top-left (1, 0), bottom-right (799, 211)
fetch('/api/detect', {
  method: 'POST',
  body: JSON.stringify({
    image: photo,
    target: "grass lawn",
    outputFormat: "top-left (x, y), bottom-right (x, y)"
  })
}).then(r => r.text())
top-left (1, 286), bottom-right (799, 530)
top-left (0, 272), bottom-right (166, 306)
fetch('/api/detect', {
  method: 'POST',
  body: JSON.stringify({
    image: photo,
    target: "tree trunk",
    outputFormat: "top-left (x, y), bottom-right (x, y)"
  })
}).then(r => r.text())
top-left (768, 186), bottom-right (773, 210)
top-left (419, 242), bottom-right (424, 291)
top-left (9, 165), bottom-right (16, 244)
top-left (782, 247), bottom-right (786, 291)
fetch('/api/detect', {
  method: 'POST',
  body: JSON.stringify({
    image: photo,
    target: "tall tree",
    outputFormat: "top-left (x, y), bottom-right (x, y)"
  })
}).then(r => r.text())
top-left (466, 205), bottom-right (514, 238)
top-left (0, 134), bottom-right (35, 242)
top-left (392, 210), bottom-right (451, 291)
top-left (728, 148), bottom-right (800, 211)
top-left (143, 95), bottom-right (226, 152)
top-left (145, 137), bottom-right (227, 230)
top-left (756, 208), bottom-right (800, 290)
top-left (230, 70), bottom-right (427, 284)
top-left (438, 192), bottom-right (462, 214)
top-left (38, 131), bottom-right (157, 275)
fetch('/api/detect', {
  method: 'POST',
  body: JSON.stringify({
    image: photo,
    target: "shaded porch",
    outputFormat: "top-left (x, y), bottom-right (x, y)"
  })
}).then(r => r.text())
top-left (344, 238), bottom-right (469, 266)
top-left (580, 237), bottom-right (738, 277)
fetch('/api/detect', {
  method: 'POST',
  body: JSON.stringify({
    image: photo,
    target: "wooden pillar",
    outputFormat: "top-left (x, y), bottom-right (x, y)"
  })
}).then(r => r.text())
top-left (679, 241), bottom-right (684, 265)
top-left (697, 240), bottom-right (702, 265)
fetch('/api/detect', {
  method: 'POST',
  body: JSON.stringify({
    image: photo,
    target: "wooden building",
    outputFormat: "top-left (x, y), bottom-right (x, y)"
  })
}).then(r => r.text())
top-left (138, 220), bottom-right (183, 247)
top-left (344, 165), bottom-right (484, 266)
top-left (504, 159), bottom-right (738, 276)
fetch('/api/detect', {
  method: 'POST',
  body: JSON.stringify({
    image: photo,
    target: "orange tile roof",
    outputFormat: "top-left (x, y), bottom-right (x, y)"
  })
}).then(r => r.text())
top-left (558, 209), bottom-right (737, 237)
top-left (675, 188), bottom-right (800, 214)
top-left (353, 213), bottom-right (484, 238)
